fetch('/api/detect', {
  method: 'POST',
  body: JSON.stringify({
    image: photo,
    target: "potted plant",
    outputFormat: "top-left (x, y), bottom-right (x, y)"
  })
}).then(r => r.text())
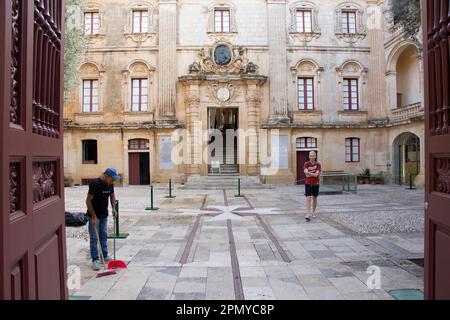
top-left (356, 174), bottom-right (364, 184)
top-left (64, 176), bottom-right (74, 187)
top-left (362, 168), bottom-right (371, 184)
top-left (375, 172), bottom-right (386, 185)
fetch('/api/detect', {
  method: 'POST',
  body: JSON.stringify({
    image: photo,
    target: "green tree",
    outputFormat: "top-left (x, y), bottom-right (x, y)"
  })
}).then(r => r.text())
top-left (64, 0), bottom-right (86, 96)
top-left (388, 0), bottom-right (422, 45)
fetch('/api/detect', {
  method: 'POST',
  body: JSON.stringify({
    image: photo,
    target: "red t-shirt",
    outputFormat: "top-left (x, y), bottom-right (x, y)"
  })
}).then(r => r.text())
top-left (304, 161), bottom-right (321, 185)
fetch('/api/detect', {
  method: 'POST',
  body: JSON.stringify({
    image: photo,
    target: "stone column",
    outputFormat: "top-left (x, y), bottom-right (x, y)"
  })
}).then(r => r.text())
top-left (266, 0), bottom-right (290, 124)
top-left (185, 82), bottom-right (201, 175)
top-left (157, 0), bottom-right (178, 124)
top-left (366, 1), bottom-right (389, 120)
top-left (246, 80), bottom-right (262, 175)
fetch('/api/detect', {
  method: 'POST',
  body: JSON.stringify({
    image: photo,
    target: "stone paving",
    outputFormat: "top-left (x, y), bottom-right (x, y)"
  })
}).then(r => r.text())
top-left (66, 184), bottom-right (424, 300)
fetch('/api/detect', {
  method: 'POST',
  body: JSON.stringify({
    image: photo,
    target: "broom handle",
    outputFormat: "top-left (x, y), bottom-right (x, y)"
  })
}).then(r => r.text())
top-left (95, 227), bottom-right (106, 269)
top-left (113, 213), bottom-right (116, 261)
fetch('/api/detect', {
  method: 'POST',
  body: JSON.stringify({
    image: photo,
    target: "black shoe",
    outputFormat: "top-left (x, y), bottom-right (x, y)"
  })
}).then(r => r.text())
top-left (305, 216), bottom-right (311, 222)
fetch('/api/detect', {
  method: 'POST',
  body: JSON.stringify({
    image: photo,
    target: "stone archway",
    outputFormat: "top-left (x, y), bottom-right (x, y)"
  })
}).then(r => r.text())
top-left (392, 132), bottom-right (421, 185)
top-left (386, 42), bottom-right (422, 109)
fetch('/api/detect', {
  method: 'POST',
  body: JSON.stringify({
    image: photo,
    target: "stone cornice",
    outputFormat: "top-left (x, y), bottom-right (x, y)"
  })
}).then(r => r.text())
top-left (179, 74), bottom-right (267, 86)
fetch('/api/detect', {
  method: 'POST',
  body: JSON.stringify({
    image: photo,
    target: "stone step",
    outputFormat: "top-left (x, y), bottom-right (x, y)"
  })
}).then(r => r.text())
top-left (181, 175), bottom-right (271, 190)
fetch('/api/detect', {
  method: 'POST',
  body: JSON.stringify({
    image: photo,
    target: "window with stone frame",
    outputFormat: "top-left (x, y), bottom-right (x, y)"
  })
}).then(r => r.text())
top-left (335, 2), bottom-right (366, 43)
top-left (131, 78), bottom-right (148, 112)
top-left (297, 137), bottom-right (317, 150)
top-left (214, 9), bottom-right (230, 33)
top-left (298, 77), bottom-right (314, 110)
top-left (132, 10), bottom-right (149, 33)
top-left (343, 78), bottom-right (359, 111)
top-left (288, 2), bottom-right (321, 42)
top-left (82, 79), bottom-right (99, 112)
top-left (345, 138), bottom-right (360, 162)
top-left (84, 11), bottom-right (100, 35)
top-left (207, 1), bottom-right (237, 34)
top-left (296, 9), bottom-right (313, 33)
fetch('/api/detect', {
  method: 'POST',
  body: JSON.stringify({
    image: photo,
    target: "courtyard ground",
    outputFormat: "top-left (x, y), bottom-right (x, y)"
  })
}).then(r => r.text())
top-left (66, 183), bottom-right (424, 300)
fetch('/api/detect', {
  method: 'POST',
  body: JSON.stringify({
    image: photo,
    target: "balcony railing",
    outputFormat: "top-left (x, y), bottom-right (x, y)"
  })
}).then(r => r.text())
top-left (390, 102), bottom-right (423, 123)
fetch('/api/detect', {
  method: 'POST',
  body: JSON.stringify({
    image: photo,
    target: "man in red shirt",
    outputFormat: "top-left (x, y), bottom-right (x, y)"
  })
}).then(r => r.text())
top-left (303, 151), bottom-right (321, 222)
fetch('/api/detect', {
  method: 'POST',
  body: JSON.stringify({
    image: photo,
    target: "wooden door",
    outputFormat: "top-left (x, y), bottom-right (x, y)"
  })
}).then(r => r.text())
top-left (1, 0), bottom-right (67, 299)
top-left (129, 153), bottom-right (140, 185)
top-left (296, 151), bottom-right (310, 185)
top-left (423, 0), bottom-right (450, 300)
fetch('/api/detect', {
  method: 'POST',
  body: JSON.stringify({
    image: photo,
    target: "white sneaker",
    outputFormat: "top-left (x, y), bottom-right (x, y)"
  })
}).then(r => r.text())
top-left (92, 260), bottom-right (102, 271)
top-left (312, 214), bottom-right (317, 218)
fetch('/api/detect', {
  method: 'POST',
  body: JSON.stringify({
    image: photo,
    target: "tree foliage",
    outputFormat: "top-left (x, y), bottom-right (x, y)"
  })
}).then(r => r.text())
top-left (388, 0), bottom-right (422, 44)
top-left (64, 0), bottom-right (86, 95)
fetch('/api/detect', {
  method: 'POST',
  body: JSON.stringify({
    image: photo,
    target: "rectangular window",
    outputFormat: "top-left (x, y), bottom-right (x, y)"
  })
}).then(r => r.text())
top-left (214, 9), bottom-right (230, 33)
top-left (84, 12), bottom-right (100, 35)
top-left (132, 10), bottom-right (149, 33)
top-left (343, 78), bottom-right (359, 111)
top-left (82, 140), bottom-right (98, 164)
top-left (82, 80), bottom-right (99, 112)
top-left (298, 78), bottom-right (314, 110)
top-left (296, 10), bottom-right (312, 33)
top-left (341, 11), bottom-right (357, 34)
top-left (345, 138), bottom-right (360, 162)
top-left (131, 79), bottom-right (148, 112)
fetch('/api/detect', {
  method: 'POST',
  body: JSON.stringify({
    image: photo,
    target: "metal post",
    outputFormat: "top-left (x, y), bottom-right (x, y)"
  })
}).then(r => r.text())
top-left (146, 185), bottom-right (159, 211)
top-left (115, 200), bottom-right (119, 236)
top-left (165, 179), bottom-right (176, 198)
top-left (235, 178), bottom-right (244, 197)
top-left (108, 199), bottom-right (129, 239)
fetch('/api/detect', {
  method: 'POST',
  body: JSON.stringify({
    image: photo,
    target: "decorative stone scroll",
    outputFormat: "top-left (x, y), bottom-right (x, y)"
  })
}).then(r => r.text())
top-left (188, 41), bottom-right (259, 75)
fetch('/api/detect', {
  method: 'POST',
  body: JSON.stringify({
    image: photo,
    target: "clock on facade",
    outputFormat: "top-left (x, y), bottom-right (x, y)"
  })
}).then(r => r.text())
top-left (214, 45), bottom-right (232, 66)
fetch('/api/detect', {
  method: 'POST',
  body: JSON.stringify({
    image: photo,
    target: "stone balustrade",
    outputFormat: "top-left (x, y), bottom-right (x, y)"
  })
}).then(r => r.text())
top-left (390, 102), bottom-right (423, 123)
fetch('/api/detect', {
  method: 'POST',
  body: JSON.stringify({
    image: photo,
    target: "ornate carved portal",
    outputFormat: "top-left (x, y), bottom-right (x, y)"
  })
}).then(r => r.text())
top-left (32, 161), bottom-right (57, 204)
top-left (182, 42), bottom-right (267, 176)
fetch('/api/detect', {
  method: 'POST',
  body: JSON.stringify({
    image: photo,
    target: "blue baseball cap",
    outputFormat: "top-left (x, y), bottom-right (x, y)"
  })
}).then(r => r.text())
top-left (104, 168), bottom-right (121, 181)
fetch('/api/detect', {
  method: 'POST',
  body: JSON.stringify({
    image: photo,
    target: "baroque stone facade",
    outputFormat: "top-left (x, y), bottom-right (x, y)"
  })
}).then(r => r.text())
top-left (64, 0), bottom-right (424, 186)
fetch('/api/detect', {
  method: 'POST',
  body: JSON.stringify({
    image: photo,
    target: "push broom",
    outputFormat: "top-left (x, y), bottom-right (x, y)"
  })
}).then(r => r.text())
top-left (95, 228), bottom-right (117, 278)
top-left (107, 214), bottom-right (127, 270)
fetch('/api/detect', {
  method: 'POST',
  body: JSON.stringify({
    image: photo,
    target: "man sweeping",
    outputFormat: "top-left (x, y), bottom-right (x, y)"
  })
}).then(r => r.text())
top-left (86, 168), bottom-right (120, 271)
top-left (304, 151), bottom-right (321, 222)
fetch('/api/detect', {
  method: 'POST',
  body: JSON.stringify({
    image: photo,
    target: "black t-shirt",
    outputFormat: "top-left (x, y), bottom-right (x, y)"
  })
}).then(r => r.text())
top-left (87, 178), bottom-right (114, 219)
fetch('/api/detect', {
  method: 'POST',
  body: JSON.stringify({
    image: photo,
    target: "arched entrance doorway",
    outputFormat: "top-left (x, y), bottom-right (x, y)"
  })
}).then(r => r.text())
top-left (392, 133), bottom-right (420, 185)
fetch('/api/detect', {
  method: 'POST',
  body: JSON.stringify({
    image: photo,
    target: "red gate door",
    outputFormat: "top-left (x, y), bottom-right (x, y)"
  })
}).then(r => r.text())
top-left (128, 153), bottom-right (140, 185)
top-left (0, 0), bottom-right (67, 299)
top-left (423, 0), bottom-right (450, 300)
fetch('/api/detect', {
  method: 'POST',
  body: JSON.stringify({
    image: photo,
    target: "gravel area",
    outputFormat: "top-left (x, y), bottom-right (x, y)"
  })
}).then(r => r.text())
top-left (326, 209), bottom-right (424, 234)
top-left (66, 226), bottom-right (89, 240)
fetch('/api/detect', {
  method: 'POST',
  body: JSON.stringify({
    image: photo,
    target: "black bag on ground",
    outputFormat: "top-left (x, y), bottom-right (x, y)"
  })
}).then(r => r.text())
top-left (65, 212), bottom-right (89, 227)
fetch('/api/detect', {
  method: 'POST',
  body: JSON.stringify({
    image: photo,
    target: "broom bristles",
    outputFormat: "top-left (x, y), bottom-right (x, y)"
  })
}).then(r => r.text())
top-left (96, 270), bottom-right (117, 278)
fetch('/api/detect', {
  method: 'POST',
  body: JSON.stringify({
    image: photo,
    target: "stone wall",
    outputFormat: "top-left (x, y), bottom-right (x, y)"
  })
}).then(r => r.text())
top-left (63, 0), bottom-right (424, 186)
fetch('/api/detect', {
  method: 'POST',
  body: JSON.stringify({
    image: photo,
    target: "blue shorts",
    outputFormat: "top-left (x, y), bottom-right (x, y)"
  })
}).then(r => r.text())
top-left (305, 184), bottom-right (320, 197)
